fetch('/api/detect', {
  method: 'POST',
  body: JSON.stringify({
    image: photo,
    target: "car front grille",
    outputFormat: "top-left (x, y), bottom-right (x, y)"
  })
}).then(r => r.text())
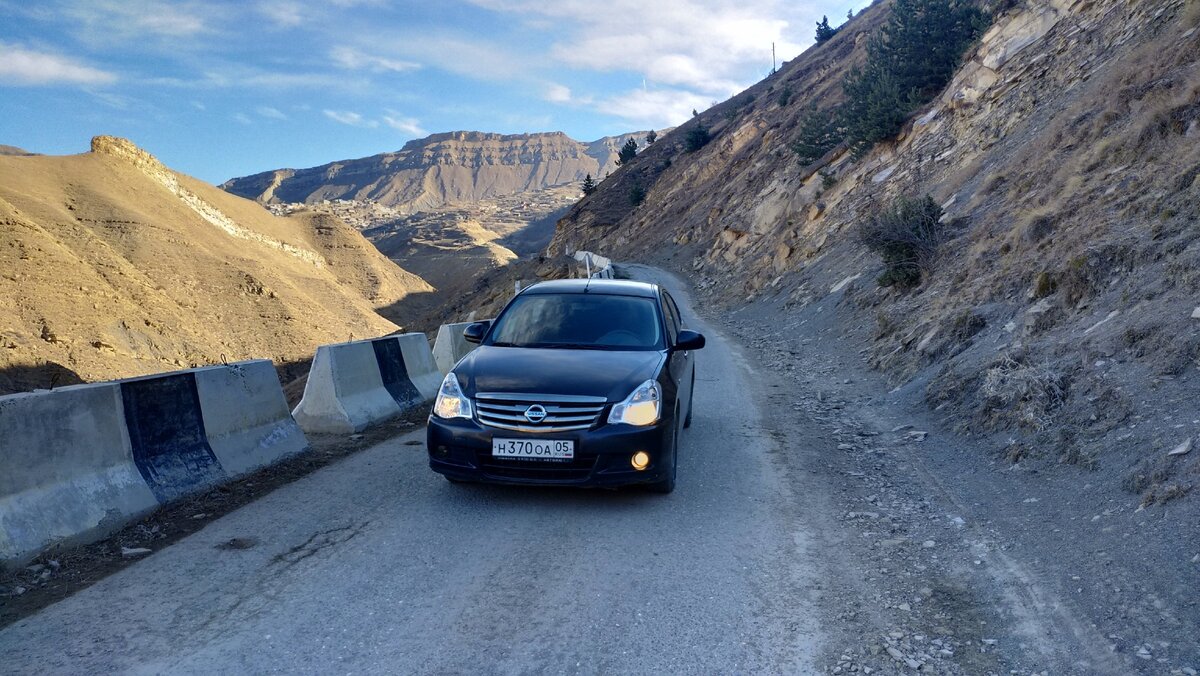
top-left (476, 453), bottom-right (599, 481)
top-left (474, 392), bottom-right (607, 433)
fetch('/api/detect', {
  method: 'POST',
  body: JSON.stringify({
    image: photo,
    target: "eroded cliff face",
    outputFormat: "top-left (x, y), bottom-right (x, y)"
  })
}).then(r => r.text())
top-left (0, 137), bottom-right (432, 395)
top-left (221, 130), bottom-right (652, 213)
top-left (552, 0), bottom-right (1200, 490)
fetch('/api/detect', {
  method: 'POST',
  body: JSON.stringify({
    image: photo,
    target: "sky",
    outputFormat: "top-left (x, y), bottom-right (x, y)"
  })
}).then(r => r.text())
top-left (0, 0), bottom-right (870, 184)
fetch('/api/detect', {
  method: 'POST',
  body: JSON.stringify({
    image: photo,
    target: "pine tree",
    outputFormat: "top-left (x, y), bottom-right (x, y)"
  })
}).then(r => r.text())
top-left (815, 16), bottom-right (837, 43)
top-left (790, 105), bottom-right (843, 165)
top-left (841, 0), bottom-right (987, 156)
top-left (645, 130), bottom-right (657, 145)
top-left (684, 124), bottom-right (711, 152)
top-left (581, 174), bottom-right (596, 195)
top-left (616, 138), bottom-right (638, 166)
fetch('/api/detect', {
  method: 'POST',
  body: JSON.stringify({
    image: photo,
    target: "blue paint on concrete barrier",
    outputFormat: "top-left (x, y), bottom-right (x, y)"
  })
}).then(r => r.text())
top-left (121, 373), bottom-right (226, 504)
top-left (372, 338), bottom-right (422, 408)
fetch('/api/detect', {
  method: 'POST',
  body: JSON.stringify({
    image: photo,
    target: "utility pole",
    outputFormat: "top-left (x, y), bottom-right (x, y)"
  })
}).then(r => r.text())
top-left (772, 42), bottom-right (776, 74)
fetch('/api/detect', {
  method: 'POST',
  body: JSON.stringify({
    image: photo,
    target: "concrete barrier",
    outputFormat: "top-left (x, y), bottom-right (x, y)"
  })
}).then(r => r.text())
top-left (194, 360), bottom-right (308, 476)
top-left (0, 383), bottom-right (157, 568)
top-left (433, 322), bottom-right (482, 374)
top-left (396, 333), bottom-right (443, 400)
top-left (121, 370), bottom-right (228, 504)
top-left (292, 333), bottom-right (438, 434)
top-left (1, 360), bottom-right (309, 568)
top-left (573, 250), bottom-right (614, 279)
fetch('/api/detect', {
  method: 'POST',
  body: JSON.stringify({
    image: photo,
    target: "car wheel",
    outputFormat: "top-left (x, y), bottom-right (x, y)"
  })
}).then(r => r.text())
top-left (683, 370), bottom-right (695, 429)
top-left (647, 419), bottom-right (679, 494)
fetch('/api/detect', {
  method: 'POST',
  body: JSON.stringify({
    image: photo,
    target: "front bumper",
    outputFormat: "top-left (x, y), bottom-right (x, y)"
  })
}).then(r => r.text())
top-left (427, 414), bottom-right (671, 487)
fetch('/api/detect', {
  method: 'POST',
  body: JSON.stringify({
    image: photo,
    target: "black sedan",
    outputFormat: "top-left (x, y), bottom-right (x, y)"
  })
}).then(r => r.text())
top-left (427, 278), bottom-right (704, 493)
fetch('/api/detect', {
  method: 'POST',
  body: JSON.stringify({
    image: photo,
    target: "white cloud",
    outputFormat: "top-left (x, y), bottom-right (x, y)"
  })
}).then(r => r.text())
top-left (233, 112), bottom-right (253, 125)
top-left (63, 1), bottom-right (213, 43)
top-left (544, 83), bottom-right (572, 103)
top-left (596, 88), bottom-right (712, 128)
top-left (382, 113), bottom-right (425, 136)
top-left (0, 43), bottom-right (117, 86)
top-left (256, 106), bottom-right (287, 120)
top-left (468, 0), bottom-right (807, 94)
top-left (136, 9), bottom-right (207, 35)
top-left (151, 68), bottom-right (368, 91)
top-left (323, 109), bottom-right (378, 128)
top-left (363, 33), bottom-right (529, 81)
top-left (87, 89), bottom-right (134, 109)
top-left (330, 46), bottom-right (420, 73)
top-left (258, 1), bottom-right (305, 27)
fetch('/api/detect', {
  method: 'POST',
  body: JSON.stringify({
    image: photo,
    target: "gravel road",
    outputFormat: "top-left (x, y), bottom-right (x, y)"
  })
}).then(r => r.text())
top-left (0, 269), bottom-right (823, 674)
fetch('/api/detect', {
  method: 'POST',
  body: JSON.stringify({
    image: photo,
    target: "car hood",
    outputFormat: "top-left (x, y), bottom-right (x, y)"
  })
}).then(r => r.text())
top-left (458, 345), bottom-right (665, 402)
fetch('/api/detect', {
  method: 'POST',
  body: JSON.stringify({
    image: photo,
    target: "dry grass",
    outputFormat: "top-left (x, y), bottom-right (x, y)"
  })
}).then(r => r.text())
top-left (981, 356), bottom-right (1068, 432)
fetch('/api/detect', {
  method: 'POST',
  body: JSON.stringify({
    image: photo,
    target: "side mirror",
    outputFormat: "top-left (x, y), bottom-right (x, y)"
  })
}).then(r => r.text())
top-left (674, 330), bottom-right (706, 351)
top-left (463, 321), bottom-right (491, 344)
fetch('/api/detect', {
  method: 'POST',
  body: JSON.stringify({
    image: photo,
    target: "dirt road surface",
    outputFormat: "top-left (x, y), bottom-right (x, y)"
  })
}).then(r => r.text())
top-left (1, 266), bottom-right (1188, 674)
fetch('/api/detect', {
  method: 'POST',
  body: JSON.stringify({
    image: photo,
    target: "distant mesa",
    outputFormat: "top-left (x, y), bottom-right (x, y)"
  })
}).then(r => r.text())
top-left (220, 129), bottom-right (657, 213)
top-left (0, 144), bottom-right (38, 156)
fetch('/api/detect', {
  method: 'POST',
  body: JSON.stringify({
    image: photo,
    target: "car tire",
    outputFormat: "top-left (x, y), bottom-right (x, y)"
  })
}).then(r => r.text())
top-left (683, 370), bottom-right (695, 429)
top-left (647, 419), bottom-right (679, 494)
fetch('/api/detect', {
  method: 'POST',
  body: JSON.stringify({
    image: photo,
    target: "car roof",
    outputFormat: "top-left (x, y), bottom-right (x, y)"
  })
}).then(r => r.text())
top-left (521, 278), bottom-right (660, 299)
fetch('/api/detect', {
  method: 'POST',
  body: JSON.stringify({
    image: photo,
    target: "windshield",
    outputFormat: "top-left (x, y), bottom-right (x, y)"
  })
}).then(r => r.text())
top-left (487, 292), bottom-right (664, 350)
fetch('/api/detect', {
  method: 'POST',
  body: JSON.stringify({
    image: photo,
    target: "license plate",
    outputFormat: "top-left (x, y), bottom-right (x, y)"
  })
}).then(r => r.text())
top-left (492, 438), bottom-right (575, 460)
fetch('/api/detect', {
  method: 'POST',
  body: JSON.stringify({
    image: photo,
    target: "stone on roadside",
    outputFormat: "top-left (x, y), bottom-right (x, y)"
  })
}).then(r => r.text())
top-left (1191, 306), bottom-right (1200, 320)
top-left (1168, 438), bottom-right (1192, 456)
top-left (121, 546), bottom-right (152, 558)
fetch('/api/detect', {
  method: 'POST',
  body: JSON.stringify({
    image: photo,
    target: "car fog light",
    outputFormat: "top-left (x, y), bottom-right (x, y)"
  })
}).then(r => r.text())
top-left (631, 451), bottom-right (650, 471)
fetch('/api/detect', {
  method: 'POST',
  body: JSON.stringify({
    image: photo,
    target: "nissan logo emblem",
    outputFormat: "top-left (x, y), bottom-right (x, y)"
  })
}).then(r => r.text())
top-left (524, 404), bottom-right (547, 423)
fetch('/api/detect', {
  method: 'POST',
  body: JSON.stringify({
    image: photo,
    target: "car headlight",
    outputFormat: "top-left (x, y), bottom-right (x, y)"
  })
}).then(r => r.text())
top-left (607, 379), bottom-right (661, 426)
top-left (433, 372), bottom-right (473, 420)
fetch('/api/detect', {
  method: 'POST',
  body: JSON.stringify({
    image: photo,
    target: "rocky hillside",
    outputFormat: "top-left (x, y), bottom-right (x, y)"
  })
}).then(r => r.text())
top-left (221, 130), bottom-right (651, 213)
top-left (0, 136), bottom-right (432, 395)
top-left (551, 0), bottom-right (1200, 501)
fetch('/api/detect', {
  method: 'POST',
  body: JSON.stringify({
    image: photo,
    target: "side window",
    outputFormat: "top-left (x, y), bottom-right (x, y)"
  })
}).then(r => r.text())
top-left (665, 293), bottom-right (684, 329)
top-left (661, 293), bottom-right (680, 344)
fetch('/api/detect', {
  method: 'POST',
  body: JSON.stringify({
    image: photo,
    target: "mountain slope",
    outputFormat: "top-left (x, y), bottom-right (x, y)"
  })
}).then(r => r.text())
top-left (0, 136), bottom-right (432, 394)
top-left (552, 0), bottom-right (1200, 493)
top-left (221, 130), bottom-right (653, 213)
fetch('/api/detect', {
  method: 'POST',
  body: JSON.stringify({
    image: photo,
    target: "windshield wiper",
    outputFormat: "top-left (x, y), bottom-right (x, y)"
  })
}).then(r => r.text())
top-left (526, 342), bottom-right (615, 350)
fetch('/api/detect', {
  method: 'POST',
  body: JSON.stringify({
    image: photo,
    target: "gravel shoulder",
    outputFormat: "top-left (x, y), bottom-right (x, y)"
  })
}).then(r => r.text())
top-left (636, 261), bottom-right (1199, 675)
